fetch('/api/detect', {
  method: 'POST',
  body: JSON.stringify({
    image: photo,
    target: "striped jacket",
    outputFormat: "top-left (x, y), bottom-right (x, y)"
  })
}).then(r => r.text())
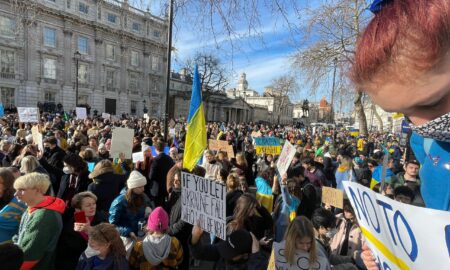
top-left (129, 236), bottom-right (183, 270)
top-left (0, 196), bottom-right (26, 244)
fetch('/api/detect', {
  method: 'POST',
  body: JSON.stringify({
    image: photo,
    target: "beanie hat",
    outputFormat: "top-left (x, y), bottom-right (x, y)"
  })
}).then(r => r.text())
top-left (127, 170), bottom-right (147, 189)
top-left (147, 207), bottom-right (169, 232)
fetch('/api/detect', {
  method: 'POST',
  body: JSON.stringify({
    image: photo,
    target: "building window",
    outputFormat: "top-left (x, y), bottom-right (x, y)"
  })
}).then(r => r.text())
top-left (43, 58), bottom-right (56, 79)
top-left (78, 36), bottom-right (88, 54)
top-left (78, 95), bottom-right (88, 105)
top-left (130, 100), bottom-right (137, 115)
top-left (129, 72), bottom-right (139, 94)
top-left (78, 64), bottom-right (88, 84)
top-left (131, 51), bottom-right (139, 66)
top-left (0, 87), bottom-right (14, 108)
top-left (153, 30), bottom-right (161, 38)
top-left (43, 27), bottom-right (56, 47)
top-left (67, 0), bottom-right (71, 9)
top-left (151, 55), bottom-right (160, 71)
top-left (44, 92), bottom-right (56, 103)
top-left (106, 44), bottom-right (115, 60)
top-left (132, 22), bottom-right (141, 32)
top-left (107, 13), bottom-right (117, 23)
top-left (0, 16), bottom-right (15, 38)
top-left (79, 2), bottom-right (89, 14)
top-left (106, 69), bottom-right (115, 91)
top-left (0, 50), bottom-right (15, 77)
top-left (98, 6), bottom-right (101, 19)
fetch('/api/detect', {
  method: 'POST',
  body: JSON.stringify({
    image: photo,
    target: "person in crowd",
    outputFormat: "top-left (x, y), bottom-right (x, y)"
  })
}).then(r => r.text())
top-left (216, 151), bottom-right (232, 173)
top-left (227, 193), bottom-right (273, 240)
top-left (225, 174), bottom-right (244, 217)
top-left (109, 170), bottom-right (151, 254)
top-left (54, 130), bottom-right (68, 151)
top-left (267, 216), bottom-right (331, 270)
top-left (56, 191), bottom-right (107, 269)
top-left (166, 154), bottom-right (183, 194)
top-left (2, 143), bottom-right (23, 167)
top-left (57, 154), bottom-right (91, 207)
top-left (13, 173), bottom-right (65, 270)
top-left (0, 242), bottom-right (24, 270)
top-left (88, 160), bottom-right (126, 215)
top-left (393, 186), bottom-right (416, 205)
top-left (335, 155), bottom-right (357, 191)
top-left (129, 207), bottom-right (183, 269)
top-left (391, 160), bottom-right (424, 207)
top-left (97, 143), bottom-right (110, 160)
top-left (148, 141), bottom-right (174, 207)
top-left (76, 223), bottom-right (129, 270)
top-left (302, 157), bottom-right (329, 187)
top-left (38, 136), bottom-right (66, 193)
top-left (189, 223), bottom-right (268, 269)
top-left (0, 168), bottom-right (26, 244)
top-left (232, 152), bottom-right (253, 186)
top-left (256, 153), bottom-right (273, 175)
top-left (203, 150), bottom-right (221, 181)
top-left (255, 167), bottom-right (276, 212)
top-left (287, 152), bottom-right (303, 179)
top-left (273, 176), bottom-right (301, 242)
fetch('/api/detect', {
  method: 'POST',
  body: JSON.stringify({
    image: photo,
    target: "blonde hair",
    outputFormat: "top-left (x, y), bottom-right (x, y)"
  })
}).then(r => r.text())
top-left (14, 172), bottom-right (50, 194)
top-left (20, 156), bottom-right (40, 174)
top-left (236, 153), bottom-right (247, 167)
top-left (339, 156), bottom-right (353, 171)
top-left (284, 216), bottom-right (317, 267)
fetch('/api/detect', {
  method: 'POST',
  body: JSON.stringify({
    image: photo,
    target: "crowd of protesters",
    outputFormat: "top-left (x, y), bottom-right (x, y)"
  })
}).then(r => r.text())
top-left (0, 108), bottom-right (423, 270)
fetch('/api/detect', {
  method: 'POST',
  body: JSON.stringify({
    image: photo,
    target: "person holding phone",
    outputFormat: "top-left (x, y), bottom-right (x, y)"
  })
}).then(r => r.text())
top-left (56, 191), bottom-right (107, 270)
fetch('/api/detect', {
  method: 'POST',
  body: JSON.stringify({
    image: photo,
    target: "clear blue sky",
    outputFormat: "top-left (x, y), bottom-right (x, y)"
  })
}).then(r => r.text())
top-left (130, 0), bottom-right (322, 103)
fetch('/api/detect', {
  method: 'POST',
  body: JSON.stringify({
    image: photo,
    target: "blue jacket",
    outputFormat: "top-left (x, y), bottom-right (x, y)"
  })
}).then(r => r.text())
top-left (410, 133), bottom-right (450, 211)
top-left (274, 185), bottom-right (300, 242)
top-left (335, 168), bottom-right (357, 191)
top-left (108, 194), bottom-right (146, 237)
top-left (0, 197), bottom-right (26, 244)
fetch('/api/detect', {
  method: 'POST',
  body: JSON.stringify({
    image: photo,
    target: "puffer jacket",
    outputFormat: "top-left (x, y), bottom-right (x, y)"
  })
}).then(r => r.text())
top-left (108, 193), bottom-right (146, 237)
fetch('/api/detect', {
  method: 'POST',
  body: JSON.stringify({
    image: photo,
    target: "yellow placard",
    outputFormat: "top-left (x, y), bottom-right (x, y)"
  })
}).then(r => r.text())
top-left (322, 187), bottom-right (344, 209)
top-left (255, 146), bottom-right (282, 155)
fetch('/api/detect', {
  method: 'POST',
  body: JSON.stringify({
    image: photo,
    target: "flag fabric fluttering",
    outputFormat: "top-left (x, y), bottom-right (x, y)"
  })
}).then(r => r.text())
top-left (183, 65), bottom-right (207, 171)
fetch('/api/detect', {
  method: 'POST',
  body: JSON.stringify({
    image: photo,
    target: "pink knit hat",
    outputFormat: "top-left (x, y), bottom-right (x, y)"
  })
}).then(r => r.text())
top-left (147, 207), bottom-right (169, 232)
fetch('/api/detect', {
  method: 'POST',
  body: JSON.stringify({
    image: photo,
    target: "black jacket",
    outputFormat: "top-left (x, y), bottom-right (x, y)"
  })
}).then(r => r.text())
top-left (87, 171), bottom-right (126, 215)
top-left (40, 146), bottom-right (66, 192)
top-left (57, 170), bottom-right (91, 200)
top-left (167, 189), bottom-right (192, 246)
top-left (226, 190), bottom-right (243, 217)
top-left (56, 211), bottom-right (107, 270)
top-left (147, 152), bottom-right (174, 202)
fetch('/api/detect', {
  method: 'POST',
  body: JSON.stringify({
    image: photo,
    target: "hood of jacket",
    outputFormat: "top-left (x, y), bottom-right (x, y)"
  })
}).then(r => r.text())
top-left (142, 234), bottom-right (172, 266)
top-left (29, 196), bottom-right (65, 214)
top-left (89, 166), bottom-right (114, 179)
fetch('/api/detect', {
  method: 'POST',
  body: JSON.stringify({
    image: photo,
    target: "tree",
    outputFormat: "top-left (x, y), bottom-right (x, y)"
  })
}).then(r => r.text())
top-left (292, 0), bottom-right (371, 135)
top-left (270, 74), bottom-right (298, 124)
top-left (184, 52), bottom-right (230, 92)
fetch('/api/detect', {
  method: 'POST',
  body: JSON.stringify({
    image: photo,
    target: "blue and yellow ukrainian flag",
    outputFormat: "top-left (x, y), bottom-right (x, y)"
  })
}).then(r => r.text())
top-left (183, 65), bottom-right (207, 171)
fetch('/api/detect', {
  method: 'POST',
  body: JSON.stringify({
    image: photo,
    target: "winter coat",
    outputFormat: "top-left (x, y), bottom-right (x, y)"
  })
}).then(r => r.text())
top-left (273, 185), bottom-right (300, 242)
top-left (167, 189), bottom-right (192, 243)
top-left (40, 146), bottom-right (66, 192)
top-left (76, 253), bottom-right (129, 270)
top-left (391, 172), bottom-right (425, 207)
top-left (57, 170), bottom-right (91, 203)
top-left (148, 152), bottom-right (174, 206)
top-left (109, 194), bottom-right (146, 237)
top-left (226, 189), bottom-right (243, 217)
top-left (128, 235), bottom-right (183, 270)
top-left (329, 214), bottom-right (364, 257)
top-left (0, 196), bottom-right (26, 244)
top-left (88, 166), bottom-right (126, 215)
top-left (15, 196), bottom-right (66, 270)
top-left (55, 212), bottom-right (107, 270)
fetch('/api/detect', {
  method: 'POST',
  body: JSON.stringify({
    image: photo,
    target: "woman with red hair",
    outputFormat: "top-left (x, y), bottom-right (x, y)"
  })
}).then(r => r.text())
top-left (352, 0), bottom-right (450, 269)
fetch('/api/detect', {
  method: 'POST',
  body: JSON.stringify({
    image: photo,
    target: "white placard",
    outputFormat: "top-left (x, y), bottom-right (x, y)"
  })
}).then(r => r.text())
top-left (17, 107), bottom-right (39, 123)
top-left (274, 241), bottom-right (331, 270)
top-left (109, 127), bottom-right (134, 159)
top-left (343, 181), bottom-right (450, 270)
top-left (276, 141), bottom-right (296, 177)
top-left (76, 107), bottom-right (87, 120)
top-left (102, 113), bottom-right (111, 120)
top-left (31, 126), bottom-right (43, 153)
top-left (181, 172), bottom-right (227, 240)
top-left (132, 152), bottom-right (145, 163)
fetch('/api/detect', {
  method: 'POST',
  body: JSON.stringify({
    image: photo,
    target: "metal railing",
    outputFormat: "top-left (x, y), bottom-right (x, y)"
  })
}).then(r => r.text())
top-left (0, 72), bottom-right (16, 79)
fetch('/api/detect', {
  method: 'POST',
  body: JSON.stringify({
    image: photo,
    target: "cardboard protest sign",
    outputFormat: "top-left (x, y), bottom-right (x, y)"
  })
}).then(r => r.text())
top-left (181, 172), bottom-right (227, 240)
top-left (254, 137), bottom-right (281, 155)
top-left (17, 107), bottom-right (39, 123)
top-left (109, 127), bottom-right (134, 159)
top-left (208, 139), bottom-right (235, 158)
top-left (322, 187), bottom-right (344, 209)
top-left (273, 241), bottom-right (330, 270)
top-left (276, 141), bottom-right (296, 177)
top-left (251, 131), bottom-right (261, 138)
top-left (343, 181), bottom-right (450, 270)
top-left (101, 113), bottom-right (111, 120)
top-left (132, 152), bottom-right (145, 163)
top-left (31, 126), bottom-right (43, 153)
top-left (76, 107), bottom-right (87, 120)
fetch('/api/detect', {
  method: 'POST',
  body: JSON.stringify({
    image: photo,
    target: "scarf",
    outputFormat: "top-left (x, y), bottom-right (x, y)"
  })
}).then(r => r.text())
top-left (407, 112), bottom-right (450, 142)
top-left (142, 234), bottom-right (172, 266)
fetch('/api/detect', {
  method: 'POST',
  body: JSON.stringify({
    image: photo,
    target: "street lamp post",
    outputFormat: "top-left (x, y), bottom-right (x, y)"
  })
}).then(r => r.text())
top-left (164, 0), bottom-right (174, 142)
top-left (74, 51), bottom-right (81, 108)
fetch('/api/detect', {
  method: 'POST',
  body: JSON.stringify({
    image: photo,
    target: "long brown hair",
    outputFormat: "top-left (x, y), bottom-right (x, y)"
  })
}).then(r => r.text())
top-left (89, 223), bottom-right (126, 257)
top-left (125, 188), bottom-right (145, 213)
top-left (0, 168), bottom-right (16, 208)
top-left (284, 216), bottom-right (317, 267)
top-left (227, 193), bottom-right (258, 234)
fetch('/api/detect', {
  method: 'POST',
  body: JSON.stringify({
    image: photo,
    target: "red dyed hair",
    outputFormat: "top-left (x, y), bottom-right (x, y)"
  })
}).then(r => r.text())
top-left (351, 0), bottom-right (450, 86)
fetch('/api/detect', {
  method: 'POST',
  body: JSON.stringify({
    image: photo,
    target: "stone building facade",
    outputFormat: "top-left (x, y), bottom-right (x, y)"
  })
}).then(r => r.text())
top-left (0, 0), bottom-right (167, 116)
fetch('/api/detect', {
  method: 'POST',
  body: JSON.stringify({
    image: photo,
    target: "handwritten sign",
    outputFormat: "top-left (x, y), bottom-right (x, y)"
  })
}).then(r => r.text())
top-left (101, 113), bottom-right (111, 120)
top-left (109, 127), bottom-right (134, 159)
top-left (17, 107), bottom-right (39, 123)
top-left (31, 126), bottom-right (43, 153)
top-left (208, 139), bottom-right (235, 158)
top-left (276, 141), bottom-right (296, 177)
top-left (274, 241), bottom-right (330, 270)
top-left (322, 187), bottom-right (344, 209)
top-left (343, 181), bottom-right (450, 270)
top-left (132, 152), bottom-right (145, 163)
top-left (76, 107), bottom-right (87, 120)
top-left (254, 137), bottom-right (281, 155)
top-left (181, 172), bottom-right (227, 240)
